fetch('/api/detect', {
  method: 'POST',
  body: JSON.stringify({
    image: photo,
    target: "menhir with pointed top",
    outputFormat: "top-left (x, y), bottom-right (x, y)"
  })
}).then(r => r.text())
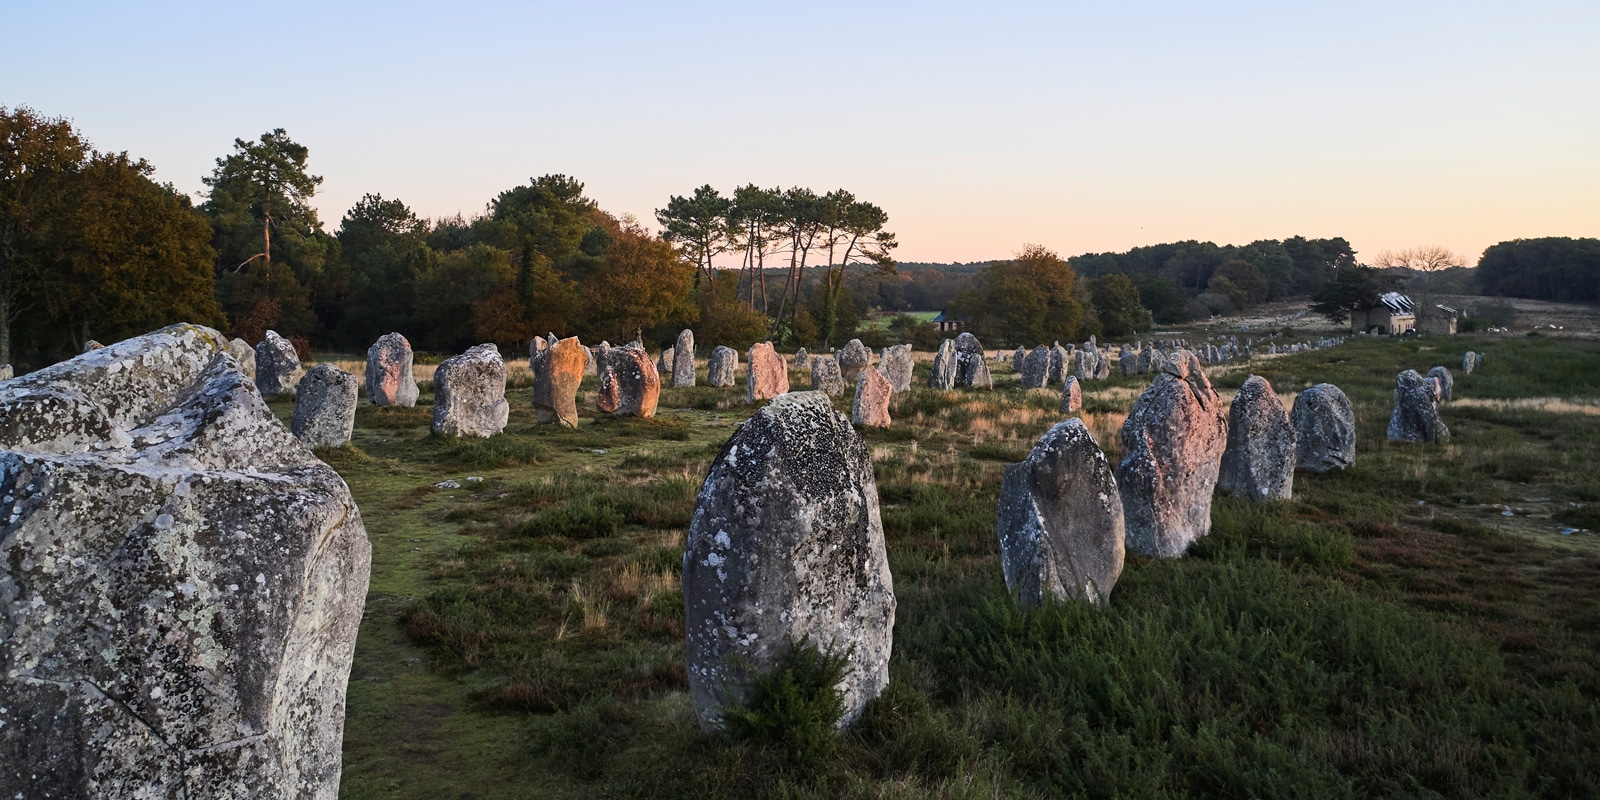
top-left (1117, 350), bottom-right (1228, 558)
top-left (1217, 375), bottom-right (1295, 501)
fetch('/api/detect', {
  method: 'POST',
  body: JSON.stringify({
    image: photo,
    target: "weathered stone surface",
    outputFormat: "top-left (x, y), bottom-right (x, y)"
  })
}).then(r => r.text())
top-left (1048, 344), bottom-right (1068, 385)
top-left (1020, 345), bottom-right (1051, 389)
top-left (838, 339), bottom-right (872, 383)
top-left (0, 364), bottom-right (11, 381)
top-left (433, 344), bottom-right (510, 437)
top-left (1462, 351), bottom-right (1476, 375)
top-left (879, 344), bottom-right (913, 393)
top-left (254, 330), bottom-right (304, 397)
top-left (657, 347), bottom-right (675, 375)
top-left (1387, 369), bottom-right (1449, 444)
top-left (1428, 365), bottom-right (1453, 402)
top-left (1119, 345), bottom-right (1137, 376)
top-left (227, 337), bottom-right (256, 380)
top-left (708, 345), bottom-right (738, 388)
top-left (997, 418), bottom-right (1124, 607)
top-left (810, 355), bottom-right (847, 397)
top-left (81, 340), bottom-right (104, 353)
top-left (597, 344), bottom-right (659, 418)
top-left (1217, 375), bottom-right (1295, 501)
top-left (954, 332), bottom-right (992, 389)
top-left (533, 336), bottom-right (585, 427)
top-left (746, 341), bottom-right (789, 403)
top-left (1291, 383), bottom-right (1355, 474)
top-left (793, 347), bottom-right (809, 370)
top-left (1060, 375), bottom-right (1082, 413)
top-left (929, 339), bottom-right (957, 390)
top-left (1093, 352), bottom-right (1112, 380)
top-left (365, 332), bottom-right (419, 407)
top-left (0, 323), bottom-right (369, 799)
top-left (1117, 351), bottom-right (1228, 558)
top-left (673, 329), bottom-right (696, 388)
top-left (852, 366), bottom-right (892, 428)
top-left (1011, 347), bottom-right (1027, 373)
top-left (684, 392), bottom-right (895, 731)
top-left (292, 364), bottom-right (358, 448)
top-left (583, 346), bottom-right (598, 377)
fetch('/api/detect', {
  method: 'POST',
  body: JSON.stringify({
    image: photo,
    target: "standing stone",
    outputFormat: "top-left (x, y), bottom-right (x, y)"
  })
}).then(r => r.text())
top-left (433, 344), bottom-right (510, 437)
top-left (532, 336), bottom-right (585, 427)
top-left (1474, 352), bottom-right (1485, 372)
top-left (1217, 375), bottom-right (1295, 502)
top-left (1119, 345), bottom-right (1137, 376)
top-left (529, 335), bottom-right (549, 368)
top-left (292, 364), bottom-right (359, 448)
top-left (365, 332), bottom-right (419, 407)
top-left (228, 337), bottom-right (257, 380)
top-left (1428, 365), bottom-right (1454, 402)
top-left (746, 341), bottom-right (789, 403)
top-left (684, 392), bottom-right (895, 731)
top-left (954, 332), bottom-right (992, 389)
top-left (708, 345), bottom-right (738, 388)
top-left (656, 347), bottom-right (674, 376)
top-left (1060, 375), bottom-right (1082, 413)
top-left (597, 343), bottom-right (659, 418)
top-left (852, 366), bottom-right (893, 428)
top-left (1012, 347), bottom-right (1027, 373)
top-left (1093, 352), bottom-right (1112, 380)
top-left (583, 346), bottom-right (598, 377)
top-left (673, 329), bottom-right (696, 388)
top-left (1073, 351), bottom-right (1091, 382)
top-left (1462, 351), bottom-right (1476, 375)
top-left (877, 344), bottom-right (914, 393)
top-left (0, 323), bottom-right (369, 799)
top-left (1048, 343), bottom-right (1069, 385)
top-left (1387, 369), bottom-right (1449, 444)
top-left (254, 330), bottom-right (304, 397)
top-left (1117, 351), bottom-right (1228, 558)
top-left (1020, 345), bottom-right (1051, 389)
top-left (996, 418), bottom-right (1125, 607)
top-left (810, 355), bottom-right (847, 397)
top-left (0, 364), bottom-right (11, 381)
top-left (838, 339), bottom-right (871, 383)
top-left (1291, 383), bottom-right (1355, 474)
top-left (929, 339), bottom-right (957, 390)
top-left (793, 347), bottom-right (810, 370)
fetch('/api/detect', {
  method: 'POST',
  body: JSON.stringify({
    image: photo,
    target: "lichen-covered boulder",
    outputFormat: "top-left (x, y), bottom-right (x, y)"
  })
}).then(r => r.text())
top-left (1462, 351), bottom-right (1476, 375)
top-left (1011, 346), bottom-right (1026, 373)
top-left (254, 330), bottom-right (303, 397)
top-left (997, 418), bottom-right (1124, 607)
top-left (1217, 375), bottom-right (1295, 501)
top-left (1020, 345), bottom-right (1050, 389)
top-left (954, 332), bottom-right (992, 389)
top-left (673, 329), bottom-right (696, 388)
top-left (1387, 369), bottom-right (1449, 444)
top-left (1117, 351), bottom-right (1228, 558)
top-left (1119, 345), bottom-right (1138, 376)
top-left (879, 344), bottom-right (913, 393)
top-left (793, 347), bottom-right (809, 370)
top-left (684, 391), bottom-right (895, 731)
top-left (929, 339), bottom-right (957, 390)
top-left (0, 323), bottom-right (370, 799)
top-left (1093, 351), bottom-right (1112, 380)
top-left (228, 337), bottom-right (256, 380)
top-left (810, 355), bottom-right (847, 397)
top-left (1060, 375), bottom-right (1082, 413)
top-left (292, 364), bottom-right (358, 448)
top-left (746, 341), bottom-right (789, 403)
top-left (365, 332), bottom-right (418, 407)
top-left (1290, 384), bottom-right (1355, 474)
top-left (838, 339), bottom-right (871, 383)
top-left (1427, 365), bottom-right (1453, 402)
top-left (1049, 343), bottom-right (1070, 385)
top-left (597, 343), bottom-right (659, 418)
top-left (851, 366), bottom-right (892, 428)
top-left (533, 336), bottom-right (585, 427)
top-left (708, 345), bottom-right (738, 388)
top-left (433, 344), bottom-right (510, 437)
top-left (656, 347), bottom-right (675, 376)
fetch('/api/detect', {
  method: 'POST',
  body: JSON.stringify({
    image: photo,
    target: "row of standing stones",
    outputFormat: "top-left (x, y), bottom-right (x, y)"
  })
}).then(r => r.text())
top-left (0, 321), bottom-right (1478, 795)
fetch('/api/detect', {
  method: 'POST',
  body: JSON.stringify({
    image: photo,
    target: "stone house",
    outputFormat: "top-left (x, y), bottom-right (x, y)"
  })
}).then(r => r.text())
top-left (931, 308), bottom-right (967, 333)
top-left (1350, 292), bottom-right (1416, 335)
top-left (1418, 303), bottom-right (1458, 335)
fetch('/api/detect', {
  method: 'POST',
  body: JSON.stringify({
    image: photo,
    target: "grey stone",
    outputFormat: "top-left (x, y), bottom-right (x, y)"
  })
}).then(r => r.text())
top-left (584, 345), bottom-right (598, 377)
top-left (879, 344), bottom-right (914, 393)
top-left (657, 347), bottom-right (675, 375)
top-left (793, 347), bottom-right (810, 370)
top-left (684, 392), bottom-right (894, 731)
top-left (1291, 383), bottom-right (1356, 474)
top-left (1387, 369), bottom-right (1449, 444)
top-left (254, 330), bottom-right (303, 397)
top-left (746, 341), bottom-right (789, 402)
top-left (1117, 351), bottom-right (1228, 558)
top-left (852, 366), bottom-right (893, 428)
top-left (292, 363), bottom-right (358, 448)
top-left (996, 418), bottom-right (1124, 607)
top-left (673, 329), bottom-right (696, 388)
top-left (838, 339), bottom-right (871, 383)
top-left (1048, 343), bottom-right (1070, 385)
top-left (0, 323), bottom-right (369, 799)
top-left (1462, 351), bottom-right (1476, 375)
top-left (1060, 375), bottom-right (1082, 413)
top-left (1020, 345), bottom-right (1051, 389)
top-left (1427, 365), bottom-right (1453, 402)
top-left (365, 332), bottom-right (418, 407)
top-left (227, 337), bottom-right (256, 380)
top-left (1093, 352), bottom-right (1112, 380)
top-left (597, 343), bottom-right (659, 418)
top-left (811, 355), bottom-right (847, 397)
top-left (0, 364), bottom-right (11, 381)
top-left (954, 332), bottom-right (992, 389)
top-left (81, 340), bottom-right (104, 353)
top-left (533, 336), bottom-right (586, 427)
top-left (708, 346), bottom-right (738, 388)
top-left (929, 339), bottom-right (957, 390)
top-left (434, 344), bottom-right (510, 437)
top-left (1011, 347), bottom-right (1027, 373)
top-left (1217, 375), bottom-right (1295, 501)
top-left (1119, 345), bottom-right (1137, 376)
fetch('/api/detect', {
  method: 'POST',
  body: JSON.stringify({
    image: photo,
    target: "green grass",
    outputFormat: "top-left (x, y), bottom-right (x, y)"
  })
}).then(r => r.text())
top-left (321, 333), bottom-right (1600, 799)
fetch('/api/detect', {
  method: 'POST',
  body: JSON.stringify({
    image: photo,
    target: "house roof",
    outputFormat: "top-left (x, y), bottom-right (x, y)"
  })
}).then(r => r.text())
top-left (931, 309), bottom-right (969, 323)
top-left (1378, 292), bottom-right (1414, 314)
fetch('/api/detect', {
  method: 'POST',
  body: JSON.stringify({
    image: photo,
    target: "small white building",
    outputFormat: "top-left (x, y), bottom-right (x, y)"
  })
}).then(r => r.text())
top-left (1351, 292), bottom-right (1416, 335)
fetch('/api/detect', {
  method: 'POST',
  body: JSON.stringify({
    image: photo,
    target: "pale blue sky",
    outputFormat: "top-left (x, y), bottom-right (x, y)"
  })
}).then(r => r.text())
top-left (7, 1), bottom-right (1597, 264)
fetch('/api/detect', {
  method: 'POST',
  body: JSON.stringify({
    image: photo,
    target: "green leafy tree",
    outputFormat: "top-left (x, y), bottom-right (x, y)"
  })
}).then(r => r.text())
top-left (1090, 274), bottom-right (1152, 337)
top-left (1478, 237), bottom-right (1600, 302)
top-left (1211, 260), bottom-right (1270, 309)
top-left (414, 244), bottom-right (515, 350)
top-left (656, 185), bottom-right (732, 288)
top-left (0, 106), bottom-right (89, 364)
top-left (1310, 264), bottom-right (1396, 324)
top-left (566, 216), bottom-right (697, 343)
top-left (336, 193), bottom-right (430, 346)
top-left (952, 244), bottom-right (1085, 347)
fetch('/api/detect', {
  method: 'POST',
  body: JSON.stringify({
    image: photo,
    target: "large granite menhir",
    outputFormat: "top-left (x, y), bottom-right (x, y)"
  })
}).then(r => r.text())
top-left (366, 332), bottom-right (419, 407)
top-left (879, 344), bottom-right (913, 393)
top-left (746, 341), bottom-right (789, 403)
top-left (810, 355), bottom-right (846, 397)
top-left (254, 329), bottom-right (303, 397)
top-left (1291, 383), bottom-right (1356, 474)
top-left (928, 339), bottom-right (957, 390)
top-left (0, 323), bottom-right (370, 799)
top-left (1388, 369), bottom-right (1449, 444)
top-left (433, 343), bottom-right (510, 437)
top-left (1117, 351), bottom-right (1227, 558)
top-left (292, 363), bottom-right (358, 448)
top-left (673, 329), bottom-right (696, 388)
top-left (851, 366), bottom-right (892, 428)
top-left (597, 343), bottom-right (659, 418)
top-left (684, 392), bottom-right (895, 731)
top-left (837, 339), bottom-right (871, 383)
top-left (1217, 375), bottom-right (1295, 501)
top-left (533, 336), bottom-right (585, 427)
top-left (954, 332), bottom-right (992, 388)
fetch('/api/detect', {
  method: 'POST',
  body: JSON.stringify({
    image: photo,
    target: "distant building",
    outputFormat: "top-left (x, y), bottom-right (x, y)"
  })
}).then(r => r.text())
top-left (1351, 292), bottom-right (1416, 335)
top-left (931, 308), bottom-right (967, 332)
top-left (1418, 303), bottom-right (1458, 335)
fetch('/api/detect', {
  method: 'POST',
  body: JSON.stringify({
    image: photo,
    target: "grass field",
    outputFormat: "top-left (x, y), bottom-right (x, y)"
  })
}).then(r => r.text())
top-left (859, 310), bottom-right (940, 332)
top-left (287, 331), bottom-right (1600, 799)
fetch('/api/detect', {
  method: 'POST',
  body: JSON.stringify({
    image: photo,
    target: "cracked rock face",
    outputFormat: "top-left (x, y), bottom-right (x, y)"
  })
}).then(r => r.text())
top-left (837, 339), bottom-right (871, 383)
top-left (1291, 383), bottom-right (1355, 474)
top-left (532, 337), bottom-right (584, 427)
top-left (365, 332), bottom-right (418, 407)
top-left (707, 346), bottom-right (738, 388)
top-left (253, 331), bottom-right (303, 397)
top-left (673, 329), bottom-right (696, 388)
top-left (851, 366), bottom-right (892, 428)
top-left (1387, 369), bottom-right (1449, 444)
top-left (996, 418), bottom-right (1124, 607)
top-left (1117, 350), bottom-right (1228, 558)
top-left (433, 344), bottom-right (510, 437)
top-left (1427, 366), bottom-right (1453, 403)
top-left (928, 339), bottom-right (957, 390)
top-left (597, 344), bottom-right (659, 418)
top-left (684, 392), bottom-right (895, 731)
top-left (1217, 375), bottom-right (1295, 502)
top-left (810, 355), bottom-right (846, 397)
top-left (0, 323), bottom-right (370, 799)
top-left (879, 344), bottom-right (913, 393)
top-left (745, 342), bottom-right (788, 403)
top-left (953, 333), bottom-right (991, 389)
top-left (291, 364), bottom-right (358, 449)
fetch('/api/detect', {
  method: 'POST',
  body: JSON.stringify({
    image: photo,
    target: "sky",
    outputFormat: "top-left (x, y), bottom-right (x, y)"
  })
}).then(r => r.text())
top-left (6, 1), bottom-right (1598, 266)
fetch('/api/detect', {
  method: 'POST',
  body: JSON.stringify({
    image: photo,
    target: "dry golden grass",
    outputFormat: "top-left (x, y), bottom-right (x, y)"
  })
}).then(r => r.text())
top-left (1449, 397), bottom-right (1600, 416)
top-left (316, 358), bottom-right (534, 385)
